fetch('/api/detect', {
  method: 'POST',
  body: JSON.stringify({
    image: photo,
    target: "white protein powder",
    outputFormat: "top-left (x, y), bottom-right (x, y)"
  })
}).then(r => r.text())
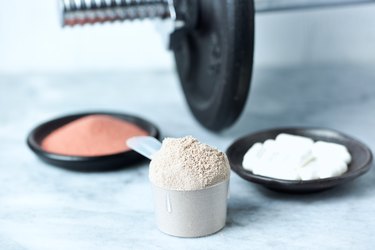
top-left (149, 136), bottom-right (230, 191)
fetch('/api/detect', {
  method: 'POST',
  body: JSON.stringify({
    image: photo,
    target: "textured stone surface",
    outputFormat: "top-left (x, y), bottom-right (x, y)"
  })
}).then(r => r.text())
top-left (0, 65), bottom-right (374, 249)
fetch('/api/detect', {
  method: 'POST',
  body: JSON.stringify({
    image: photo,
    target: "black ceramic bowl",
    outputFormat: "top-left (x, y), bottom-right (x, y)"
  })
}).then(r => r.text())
top-left (27, 112), bottom-right (160, 172)
top-left (226, 127), bottom-right (372, 193)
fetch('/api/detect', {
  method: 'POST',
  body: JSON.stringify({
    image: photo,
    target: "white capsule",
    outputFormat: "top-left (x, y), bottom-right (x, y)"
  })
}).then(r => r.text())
top-left (261, 140), bottom-right (279, 163)
top-left (317, 158), bottom-right (348, 179)
top-left (313, 141), bottom-right (351, 164)
top-left (253, 150), bottom-right (301, 181)
top-left (263, 139), bottom-right (277, 151)
top-left (275, 134), bottom-right (314, 162)
top-left (298, 160), bottom-right (320, 180)
top-left (257, 165), bottom-right (300, 181)
top-left (243, 143), bottom-right (263, 171)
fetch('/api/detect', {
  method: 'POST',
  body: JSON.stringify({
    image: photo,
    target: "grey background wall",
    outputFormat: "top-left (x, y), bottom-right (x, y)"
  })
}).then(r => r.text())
top-left (0, 1), bottom-right (375, 73)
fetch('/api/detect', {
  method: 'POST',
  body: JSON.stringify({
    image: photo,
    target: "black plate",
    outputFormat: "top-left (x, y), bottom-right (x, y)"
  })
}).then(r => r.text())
top-left (27, 112), bottom-right (160, 172)
top-left (226, 127), bottom-right (373, 193)
top-left (171, 0), bottom-right (254, 131)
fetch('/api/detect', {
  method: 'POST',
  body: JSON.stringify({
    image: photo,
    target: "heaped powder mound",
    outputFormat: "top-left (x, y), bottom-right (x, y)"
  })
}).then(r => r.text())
top-left (149, 136), bottom-right (230, 191)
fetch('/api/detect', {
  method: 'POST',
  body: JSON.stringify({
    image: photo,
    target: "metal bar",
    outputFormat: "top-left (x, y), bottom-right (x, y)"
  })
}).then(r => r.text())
top-left (255, 0), bottom-right (375, 12)
top-left (60, 0), bottom-right (171, 26)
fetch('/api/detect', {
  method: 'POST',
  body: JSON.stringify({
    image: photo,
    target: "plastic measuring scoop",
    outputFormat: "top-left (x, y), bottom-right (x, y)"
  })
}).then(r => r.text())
top-left (126, 136), bottom-right (162, 160)
top-left (127, 135), bottom-right (229, 237)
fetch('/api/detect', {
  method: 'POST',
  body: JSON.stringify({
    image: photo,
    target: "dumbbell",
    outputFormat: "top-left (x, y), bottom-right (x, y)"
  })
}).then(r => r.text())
top-left (59, 0), bottom-right (371, 131)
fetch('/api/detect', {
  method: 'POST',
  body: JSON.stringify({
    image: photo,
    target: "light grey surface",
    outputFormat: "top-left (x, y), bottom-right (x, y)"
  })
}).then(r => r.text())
top-left (0, 65), bottom-right (374, 249)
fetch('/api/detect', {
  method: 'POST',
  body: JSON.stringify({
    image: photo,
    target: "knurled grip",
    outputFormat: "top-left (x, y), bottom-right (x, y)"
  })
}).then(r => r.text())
top-left (60, 0), bottom-right (173, 26)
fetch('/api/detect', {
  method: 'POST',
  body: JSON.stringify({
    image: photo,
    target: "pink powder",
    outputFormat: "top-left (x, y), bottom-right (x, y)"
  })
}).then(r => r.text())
top-left (41, 115), bottom-right (148, 156)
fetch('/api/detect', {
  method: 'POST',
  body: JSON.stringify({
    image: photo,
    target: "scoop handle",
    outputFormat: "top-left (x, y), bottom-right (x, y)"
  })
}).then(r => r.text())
top-left (127, 136), bottom-right (162, 160)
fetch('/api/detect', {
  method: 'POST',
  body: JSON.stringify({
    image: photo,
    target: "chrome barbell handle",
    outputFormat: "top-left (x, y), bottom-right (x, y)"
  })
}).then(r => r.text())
top-left (60, 0), bottom-right (175, 26)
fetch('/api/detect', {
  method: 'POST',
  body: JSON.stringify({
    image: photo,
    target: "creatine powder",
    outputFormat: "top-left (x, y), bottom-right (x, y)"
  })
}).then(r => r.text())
top-left (41, 115), bottom-right (148, 157)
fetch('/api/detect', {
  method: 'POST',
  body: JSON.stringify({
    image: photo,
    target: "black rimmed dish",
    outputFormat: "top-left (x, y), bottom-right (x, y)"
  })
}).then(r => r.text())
top-left (226, 127), bottom-right (373, 193)
top-left (27, 112), bottom-right (160, 172)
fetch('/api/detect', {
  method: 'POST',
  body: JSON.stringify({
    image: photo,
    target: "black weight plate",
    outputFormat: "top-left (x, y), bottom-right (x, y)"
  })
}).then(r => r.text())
top-left (171, 0), bottom-right (255, 131)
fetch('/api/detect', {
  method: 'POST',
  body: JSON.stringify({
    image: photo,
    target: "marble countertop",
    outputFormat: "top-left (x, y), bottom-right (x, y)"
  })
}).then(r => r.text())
top-left (0, 65), bottom-right (374, 250)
